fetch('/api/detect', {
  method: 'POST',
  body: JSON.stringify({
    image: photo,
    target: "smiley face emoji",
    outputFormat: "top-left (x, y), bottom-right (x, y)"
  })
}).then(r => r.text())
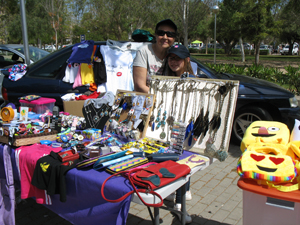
top-left (238, 150), bottom-right (296, 182)
top-left (240, 121), bottom-right (290, 152)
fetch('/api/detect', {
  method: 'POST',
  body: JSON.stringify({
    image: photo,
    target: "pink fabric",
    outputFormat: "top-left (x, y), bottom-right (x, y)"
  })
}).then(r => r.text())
top-left (73, 64), bottom-right (82, 88)
top-left (15, 144), bottom-right (61, 205)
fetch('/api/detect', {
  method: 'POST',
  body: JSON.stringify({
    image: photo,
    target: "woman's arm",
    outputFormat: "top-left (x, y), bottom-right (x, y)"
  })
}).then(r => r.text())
top-left (133, 66), bottom-right (149, 93)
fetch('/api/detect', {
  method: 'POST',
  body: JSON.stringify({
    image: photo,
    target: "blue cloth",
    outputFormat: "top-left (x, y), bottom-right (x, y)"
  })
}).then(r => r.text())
top-left (68, 40), bottom-right (95, 64)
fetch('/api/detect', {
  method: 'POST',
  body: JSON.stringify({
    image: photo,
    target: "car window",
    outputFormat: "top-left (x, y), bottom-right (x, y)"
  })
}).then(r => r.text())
top-left (28, 51), bottom-right (70, 78)
top-left (0, 49), bottom-right (24, 68)
top-left (15, 47), bottom-right (49, 62)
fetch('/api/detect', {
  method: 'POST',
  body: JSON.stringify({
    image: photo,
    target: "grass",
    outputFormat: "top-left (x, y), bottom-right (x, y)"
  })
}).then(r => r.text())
top-left (192, 53), bottom-right (300, 63)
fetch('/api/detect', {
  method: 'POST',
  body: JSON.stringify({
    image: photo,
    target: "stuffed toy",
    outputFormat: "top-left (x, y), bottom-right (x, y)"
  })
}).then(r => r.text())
top-left (240, 121), bottom-right (290, 152)
top-left (238, 120), bottom-right (300, 192)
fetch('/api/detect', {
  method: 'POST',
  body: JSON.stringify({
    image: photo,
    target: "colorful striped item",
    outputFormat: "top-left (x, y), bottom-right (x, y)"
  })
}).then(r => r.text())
top-left (106, 157), bottom-right (149, 174)
top-left (237, 150), bottom-right (297, 183)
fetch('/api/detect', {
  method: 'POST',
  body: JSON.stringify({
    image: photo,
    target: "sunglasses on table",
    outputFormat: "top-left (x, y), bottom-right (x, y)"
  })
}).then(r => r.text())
top-left (156, 30), bottom-right (176, 38)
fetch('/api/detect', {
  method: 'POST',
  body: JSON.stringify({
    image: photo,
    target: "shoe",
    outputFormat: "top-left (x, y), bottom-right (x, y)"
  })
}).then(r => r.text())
top-left (186, 191), bottom-right (192, 201)
top-left (165, 192), bottom-right (175, 201)
top-left (174, 203), bottom-right (181, 211)
top-left (173, 204), bottom-right (192, 224)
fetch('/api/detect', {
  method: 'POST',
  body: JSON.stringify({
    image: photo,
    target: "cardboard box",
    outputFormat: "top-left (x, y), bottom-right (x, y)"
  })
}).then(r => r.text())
top-left (63, 100), bottom-right (85, 117)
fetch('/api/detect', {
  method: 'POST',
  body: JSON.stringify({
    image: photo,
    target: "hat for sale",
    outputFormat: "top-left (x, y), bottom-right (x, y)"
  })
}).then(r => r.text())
top-left (155, 19), bottom-right (177, 32)
top-left (168, 45), bottom-right (190, 59)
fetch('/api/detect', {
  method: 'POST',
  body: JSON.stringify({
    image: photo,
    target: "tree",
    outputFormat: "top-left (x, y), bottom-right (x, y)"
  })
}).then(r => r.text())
top-left (212, 0), bottom-right (243, 55)
top-left (42, 0), bottom-right (65, 49)
top-left (241, 0), bottom-right (280, 64)
top-left (279, 0), bottom-right (300, 54)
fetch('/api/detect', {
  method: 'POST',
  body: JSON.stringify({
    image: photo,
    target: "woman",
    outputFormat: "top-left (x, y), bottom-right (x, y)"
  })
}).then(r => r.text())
top-left (133, 19), bottom-right (177, 93)
top-left (165, 44), bottom-right (194, 212)
top-left (165, 44), bottom-right (195, 77)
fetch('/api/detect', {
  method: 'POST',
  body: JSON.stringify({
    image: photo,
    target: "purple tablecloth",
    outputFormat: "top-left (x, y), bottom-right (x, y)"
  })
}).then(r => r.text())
top-left (0, 143), bottom-right (195, 225)
top-left (0, 144), bottom-right (132, 225)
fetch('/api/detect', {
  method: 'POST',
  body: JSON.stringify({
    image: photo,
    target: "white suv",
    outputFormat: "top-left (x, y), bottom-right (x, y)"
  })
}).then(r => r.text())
top-left (281, 44), bottom-right (299, 55)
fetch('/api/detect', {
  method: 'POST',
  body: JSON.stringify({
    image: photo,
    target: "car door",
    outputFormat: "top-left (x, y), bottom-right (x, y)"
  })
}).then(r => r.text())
top-left (2, 49), bottom-right (89, 107)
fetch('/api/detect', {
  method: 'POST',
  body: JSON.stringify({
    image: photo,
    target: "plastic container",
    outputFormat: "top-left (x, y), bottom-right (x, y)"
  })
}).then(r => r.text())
top-left (19, 97), bottom-right (56, 114)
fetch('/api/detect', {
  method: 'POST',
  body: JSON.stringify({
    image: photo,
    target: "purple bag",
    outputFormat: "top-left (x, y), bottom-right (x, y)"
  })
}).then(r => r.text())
top-left (0, 145), bottom-right (15, 225)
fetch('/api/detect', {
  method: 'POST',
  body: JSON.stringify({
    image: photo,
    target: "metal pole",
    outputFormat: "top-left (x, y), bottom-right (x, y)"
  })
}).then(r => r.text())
top-left (20, 0), bottom-right (30, 65)
top-left (214, 13), bottom-right (217, 65)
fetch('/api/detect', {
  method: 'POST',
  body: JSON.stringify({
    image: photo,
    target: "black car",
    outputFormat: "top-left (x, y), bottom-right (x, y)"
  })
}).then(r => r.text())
top-left (0, 41), bottom-right (299, 144)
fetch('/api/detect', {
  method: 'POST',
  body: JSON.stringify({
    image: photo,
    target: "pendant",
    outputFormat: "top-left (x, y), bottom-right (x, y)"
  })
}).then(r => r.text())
top-left (160, 131), bottom-right (166, 139)
top-left (93, 115), bottom-right (100, 123)
top-left (167, 116), bottom-right (175, 126)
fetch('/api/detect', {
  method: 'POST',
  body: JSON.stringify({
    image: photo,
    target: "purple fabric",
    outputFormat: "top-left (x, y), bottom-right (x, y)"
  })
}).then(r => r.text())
top-left (0, 143), bottom-right (195, 225)
top-left (0, 145), bottom-right (15, 225)
top-left (0, 144), bottom-right (132, 225)
top-left (68, 40), bottom-right (95, 64)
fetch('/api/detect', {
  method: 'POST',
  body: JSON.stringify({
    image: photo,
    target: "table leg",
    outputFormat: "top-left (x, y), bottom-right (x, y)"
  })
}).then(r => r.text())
top-left (154, 207), bottom-right (160, 225)
top-left (180, 184), bottom-right (186, 225)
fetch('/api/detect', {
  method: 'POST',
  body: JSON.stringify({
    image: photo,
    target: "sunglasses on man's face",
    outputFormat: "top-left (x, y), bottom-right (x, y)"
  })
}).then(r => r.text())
top-left (156, 30), bottom-right (176, 38)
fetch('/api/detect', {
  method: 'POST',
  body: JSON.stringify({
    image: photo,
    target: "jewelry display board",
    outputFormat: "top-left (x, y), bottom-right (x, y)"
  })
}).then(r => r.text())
top-left (146, 77), bottom-right (239, 160)
top-left (106, 90), bottom-right (155, 139)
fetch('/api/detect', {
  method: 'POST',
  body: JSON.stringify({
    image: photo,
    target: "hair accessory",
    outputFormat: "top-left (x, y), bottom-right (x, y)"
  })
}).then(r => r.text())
top-left (40, 140), bottom-right (52, 146)
top-left (52, 142), bottom-right (62, 148)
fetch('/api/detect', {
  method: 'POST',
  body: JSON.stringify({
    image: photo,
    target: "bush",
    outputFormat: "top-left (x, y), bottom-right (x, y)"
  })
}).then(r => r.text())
top-left (205, 63), bottom-right (300, 94)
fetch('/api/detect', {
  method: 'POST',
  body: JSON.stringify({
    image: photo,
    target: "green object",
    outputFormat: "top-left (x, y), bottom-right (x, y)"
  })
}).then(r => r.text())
top-left (132, 29), bottom-right (154, 42)
top-left (191, 40), bottom-right (202, 44)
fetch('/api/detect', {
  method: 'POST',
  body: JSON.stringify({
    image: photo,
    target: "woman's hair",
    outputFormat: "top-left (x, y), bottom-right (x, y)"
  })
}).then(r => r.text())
top-left (165, 57), bottom-right (194, 76)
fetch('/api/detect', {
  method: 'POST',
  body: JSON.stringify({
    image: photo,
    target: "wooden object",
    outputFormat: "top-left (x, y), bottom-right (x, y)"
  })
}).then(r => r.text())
top-left (0, 131), bottom-right (58, 147)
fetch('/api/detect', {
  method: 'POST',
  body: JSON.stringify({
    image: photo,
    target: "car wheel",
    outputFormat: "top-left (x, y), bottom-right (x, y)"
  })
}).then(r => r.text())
top-left (231, 106), bottom-right (273, 145)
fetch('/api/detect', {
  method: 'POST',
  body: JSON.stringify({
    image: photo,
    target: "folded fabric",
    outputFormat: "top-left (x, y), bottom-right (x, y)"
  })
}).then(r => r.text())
top-left (147, 153), bottom-right (179, 162)
top-left (94, 155), bottom-right (133, 170)
top-left (106, 156), bottom-right (148, 174)
top-left (19, 95), bottom-right (41, 101)
top-left (75, 91), bottom-right (100, 100)
top-left (93, 151), bottom-right (128, 170)
top-left (8, 64), bottom-right (27, 81)
top-left (176, 154), bottom-right (208, 169)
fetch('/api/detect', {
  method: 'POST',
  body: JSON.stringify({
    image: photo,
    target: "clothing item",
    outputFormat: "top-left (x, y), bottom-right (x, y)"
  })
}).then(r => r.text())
top-left (167, 45), bottom-right (190, 59)
top-left (0, 145), bottom-right (15, 225)
top-left (15, 144), bottom-right (61, 205)
top-left (31, 151), bottom-right (83, 202)
top-left (175, 178), bottom-right (191, 204)
top-left (133, 43), bottom-right (165, 87)
top-left (63, 63), bottom-right (80, 84)
top-left (155, 19), bottom-right (177, 32)
top-left (68, 40), bottom-right (94, 64)
top-left (75, 91), bottom-right (100, 100)
top-left (80, 63), bottom-right (95, 85)
top-left (83, 91), bottom-right (115, 108)
top-left (97, 45), bottom-right (135, 94)
top-left (73, 64), bottom-right (82, 89)
top-left (106, 39), bottom-right (144, 52)
top-left (93, 45), bottom-right (107, 84)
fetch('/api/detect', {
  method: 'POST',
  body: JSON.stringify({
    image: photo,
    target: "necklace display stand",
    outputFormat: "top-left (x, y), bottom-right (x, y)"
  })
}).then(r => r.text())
top-left (146, 77), bottom-right (239, 160)
top-left (82, 102), bottom-right (112, 132)
top-left (105, 90), bottom-right (155, 139)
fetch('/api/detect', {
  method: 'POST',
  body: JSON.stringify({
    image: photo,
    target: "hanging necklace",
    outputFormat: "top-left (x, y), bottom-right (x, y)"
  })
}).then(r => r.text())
top-left (167, 81), bottom-right (177, 127)
top-left (159, 84), bottom-right (168, 139)
top-left (177, 80), bottom-right (186, 121)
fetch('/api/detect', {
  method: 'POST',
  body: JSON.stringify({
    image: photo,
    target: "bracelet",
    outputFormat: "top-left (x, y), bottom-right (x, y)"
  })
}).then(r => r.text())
top-left (52, 142), bottom-right (62, 148)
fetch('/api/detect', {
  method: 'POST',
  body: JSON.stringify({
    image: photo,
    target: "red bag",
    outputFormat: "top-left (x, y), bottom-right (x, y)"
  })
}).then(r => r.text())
top-left (101, 160), bottom-right (191, 207)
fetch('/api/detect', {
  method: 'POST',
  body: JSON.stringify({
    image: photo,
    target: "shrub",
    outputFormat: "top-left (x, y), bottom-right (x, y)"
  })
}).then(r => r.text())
top-left (204, 63), bottom-right (300, 95)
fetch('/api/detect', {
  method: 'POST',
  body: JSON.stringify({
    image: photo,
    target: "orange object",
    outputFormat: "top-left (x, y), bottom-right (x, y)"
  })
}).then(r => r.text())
top-left (1, 107), bottom-right (15, 122)
top-left (237, 178), bottom-right (300, 203)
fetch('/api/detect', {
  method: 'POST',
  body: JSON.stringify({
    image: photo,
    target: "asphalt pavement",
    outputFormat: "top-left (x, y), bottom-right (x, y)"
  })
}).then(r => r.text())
top-left (15, 143), bottom-right (243, 225)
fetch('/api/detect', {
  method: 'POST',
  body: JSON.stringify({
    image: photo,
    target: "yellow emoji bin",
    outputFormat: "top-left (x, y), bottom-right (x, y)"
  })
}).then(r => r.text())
top-left (240, 121), bottom-right (290, 152)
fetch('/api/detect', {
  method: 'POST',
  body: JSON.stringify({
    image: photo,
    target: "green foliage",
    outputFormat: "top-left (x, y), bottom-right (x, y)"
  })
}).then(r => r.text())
top-left (205, 62), bottom-right (300, 95)
top-left (283, 65), bottom-right (300, 95)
